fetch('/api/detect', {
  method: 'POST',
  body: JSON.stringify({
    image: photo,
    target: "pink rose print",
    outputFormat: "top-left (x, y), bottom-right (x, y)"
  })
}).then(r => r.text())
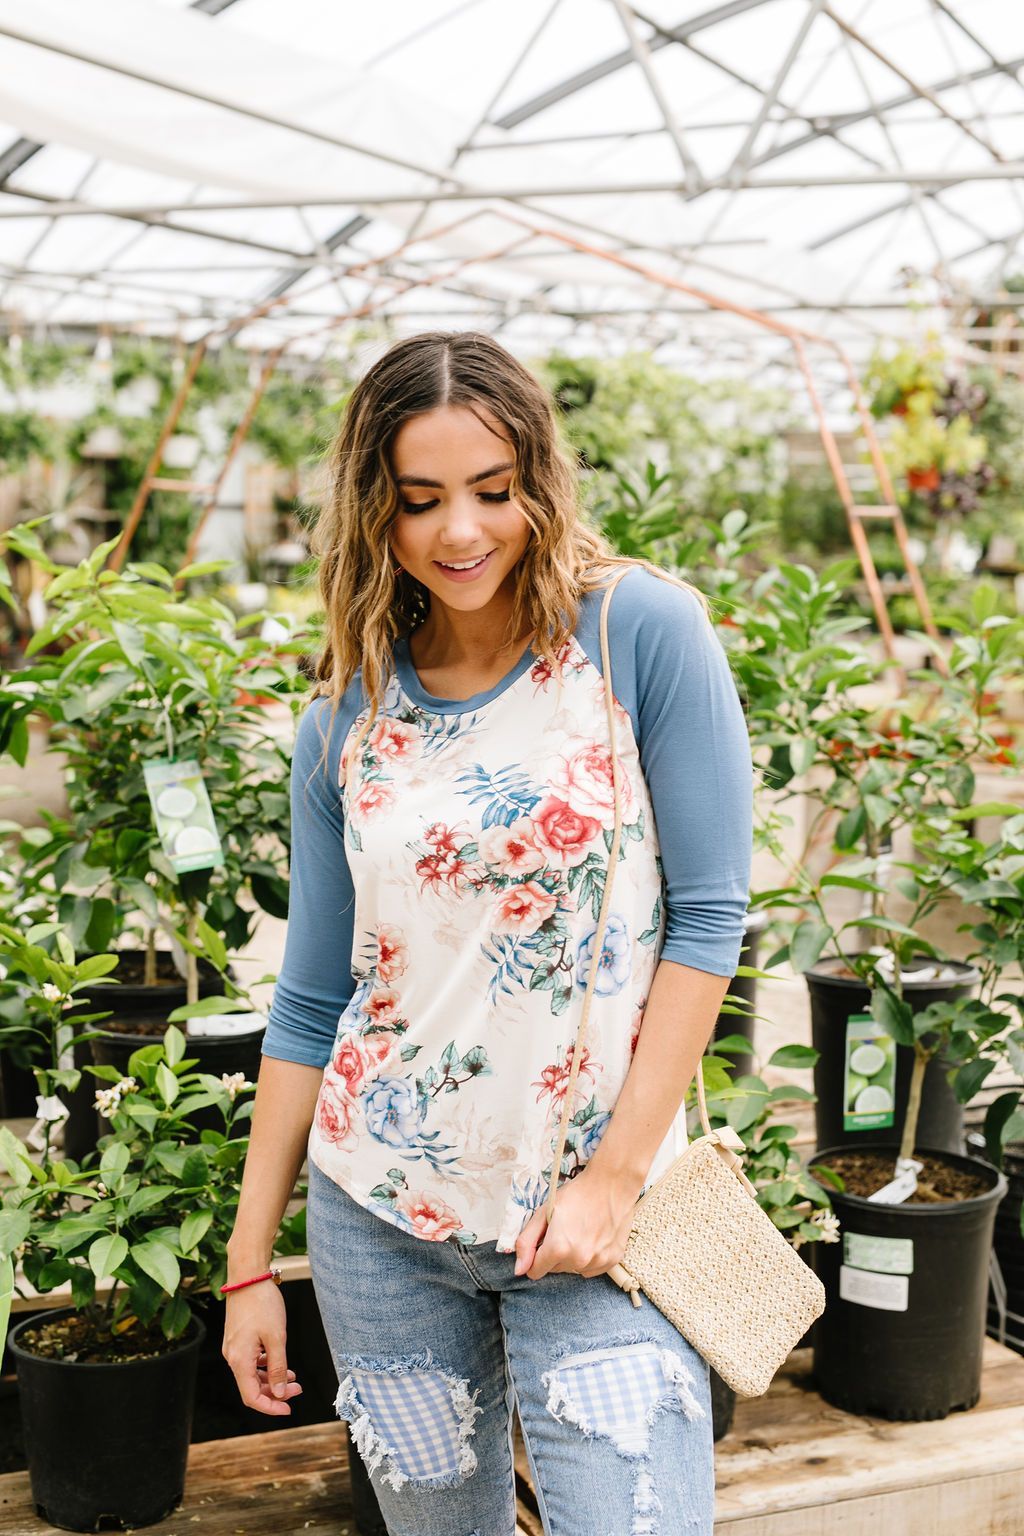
top-left (531, 796), bottom-right (602, 869)
top-left (552, 741), bottom-right (636, 825)
top-left (363, 986), bottom-right (401, 1024)
top-left (492, 880), bottom-right (558, 935)
top-left (350, 779), bottom-right (396, 822)
top-left (369, 717), bottom-right (421, 763)
top-left (363, 1029), bottom-right (399, 1074)
top-left (375, 923), bottom-right (409, 983)
top-left (478, 819), bottom-right (545, 875)
top-left (316, 1076), bottom-right (358, 1148)
top-left (532, 1043), bottom-right (600, 1106)
top-left (332, 1033), bottom-right (372, 1096)
top-left (394, 1188), bottom-right (463, 1241)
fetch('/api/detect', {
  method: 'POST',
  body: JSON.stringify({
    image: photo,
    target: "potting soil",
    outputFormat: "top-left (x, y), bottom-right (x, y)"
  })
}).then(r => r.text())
top-left (16, 1313), bottom-right (184, 1365)
top-left (812, 1149), bottom-right (991, 1203)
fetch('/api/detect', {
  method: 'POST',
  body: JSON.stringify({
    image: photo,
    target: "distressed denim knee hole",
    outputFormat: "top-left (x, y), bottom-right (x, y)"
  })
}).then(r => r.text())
top-left (541, 1338), bottom-right (706, 1534)
top-left (335, 1351), bottom-right (483, 1494)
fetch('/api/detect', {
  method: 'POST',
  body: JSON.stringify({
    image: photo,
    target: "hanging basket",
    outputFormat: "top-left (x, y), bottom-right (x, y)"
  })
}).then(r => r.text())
top-left (906, 465), bottom-right (940, 492)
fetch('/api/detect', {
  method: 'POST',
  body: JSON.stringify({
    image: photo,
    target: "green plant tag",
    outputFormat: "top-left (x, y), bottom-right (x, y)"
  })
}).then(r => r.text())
top-left (842, 1012), bottom-right (896, 1131)
top-left (843, 1232), bottom-right (913, 1275)
top-left (143, 759), bottom-right (225, 875)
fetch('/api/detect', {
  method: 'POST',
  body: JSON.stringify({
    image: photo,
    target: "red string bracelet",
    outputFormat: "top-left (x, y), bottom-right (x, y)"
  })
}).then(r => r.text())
top-left (220, 1266), bottom-right (282, 1295)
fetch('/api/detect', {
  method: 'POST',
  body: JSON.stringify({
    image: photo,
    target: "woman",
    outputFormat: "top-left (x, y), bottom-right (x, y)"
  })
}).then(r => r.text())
top-left (223, 330), bottom-right (754, 1536)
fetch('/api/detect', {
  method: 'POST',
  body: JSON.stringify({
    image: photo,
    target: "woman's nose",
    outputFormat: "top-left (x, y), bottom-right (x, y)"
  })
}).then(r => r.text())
top-left (438, 498), bottom-right (484, 545)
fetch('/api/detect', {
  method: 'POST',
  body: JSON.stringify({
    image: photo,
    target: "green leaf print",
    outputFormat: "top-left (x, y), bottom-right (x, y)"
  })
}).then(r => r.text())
top-left (400, 1042), bottom-right (422, 1061)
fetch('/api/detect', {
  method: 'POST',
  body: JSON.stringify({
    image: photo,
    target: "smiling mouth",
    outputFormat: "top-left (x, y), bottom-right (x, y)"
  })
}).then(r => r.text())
top-left (434, 551), bottom-right (496, 572)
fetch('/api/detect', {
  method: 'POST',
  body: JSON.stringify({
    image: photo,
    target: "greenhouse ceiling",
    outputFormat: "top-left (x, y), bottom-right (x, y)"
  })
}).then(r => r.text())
top-left (0, 0), bottom-right (1021, 371)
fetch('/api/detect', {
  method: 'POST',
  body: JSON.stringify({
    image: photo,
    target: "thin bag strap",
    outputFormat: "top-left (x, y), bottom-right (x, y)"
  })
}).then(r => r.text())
top-left (543, 568), bottom-right (714, 1221)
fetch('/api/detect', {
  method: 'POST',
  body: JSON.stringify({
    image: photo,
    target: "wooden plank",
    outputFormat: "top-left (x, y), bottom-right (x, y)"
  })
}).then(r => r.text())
top-left (0, 1423), bottom-right (539, 1535)
top-left (716, 1469), bottom-right (1024, 1536)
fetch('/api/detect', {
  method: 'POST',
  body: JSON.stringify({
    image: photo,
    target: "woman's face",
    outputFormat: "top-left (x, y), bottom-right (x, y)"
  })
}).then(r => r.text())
top-left (388, 404), bottom-right (532, 619)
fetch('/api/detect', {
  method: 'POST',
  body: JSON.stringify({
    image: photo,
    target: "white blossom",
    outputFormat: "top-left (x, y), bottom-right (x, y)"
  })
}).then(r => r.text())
top-left (811, 1208), bottom-right (841, 1243)
top-left (41, 982), bottom-right (65, 1003)
top-left (219, 1071), bottom-right (251, 1101)
top-left (93, 1076), bottom-right (139, 1119)
top-left (35, 1094), bottom-right (69, 1123)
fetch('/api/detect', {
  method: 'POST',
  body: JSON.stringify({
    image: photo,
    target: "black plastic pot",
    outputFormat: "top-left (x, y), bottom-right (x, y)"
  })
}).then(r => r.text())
top-left (805, 955), bottom-right (977, 1154)
top-left (809, 1143), bottom-right (1006, 1420)
top-left (711, 910), bottom-right (766, 1079)
top-left (9, 1307), bottom-right (204, 1530)
top-left (86, 950), bottom-right (229, 1031)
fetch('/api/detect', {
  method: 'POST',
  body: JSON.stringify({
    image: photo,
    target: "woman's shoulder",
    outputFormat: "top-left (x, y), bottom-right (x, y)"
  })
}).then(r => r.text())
top-left (579, 563), bottom-right (711, 650)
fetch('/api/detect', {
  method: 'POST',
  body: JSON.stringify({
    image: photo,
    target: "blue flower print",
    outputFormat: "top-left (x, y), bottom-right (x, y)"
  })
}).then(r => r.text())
top-left (335, 978), bottom-right (372, 1036)
top-left (575, 914), bottom-right (631, 997)
top-left (577, 1109), bottom-right (611, 1160)
top-left (363, 1075), bottom-right (428, 1149)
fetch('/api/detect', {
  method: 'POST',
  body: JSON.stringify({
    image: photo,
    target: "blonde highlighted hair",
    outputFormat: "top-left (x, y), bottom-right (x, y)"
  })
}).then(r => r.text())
top-left (309, 330), bottom-right (712, 777)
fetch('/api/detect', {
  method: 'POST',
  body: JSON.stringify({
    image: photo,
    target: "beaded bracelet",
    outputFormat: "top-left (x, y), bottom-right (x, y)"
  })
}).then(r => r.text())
top-left (219, 1265), bottom-right (282, 1295)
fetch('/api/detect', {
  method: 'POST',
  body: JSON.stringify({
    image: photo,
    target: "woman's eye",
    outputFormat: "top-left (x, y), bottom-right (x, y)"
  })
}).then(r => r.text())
top-left (400, 489), bottom-right (511, 513)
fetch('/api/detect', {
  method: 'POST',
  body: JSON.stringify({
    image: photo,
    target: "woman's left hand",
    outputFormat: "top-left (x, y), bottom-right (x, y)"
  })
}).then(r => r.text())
top-left (513, 1166), bottom-right (641, 1280)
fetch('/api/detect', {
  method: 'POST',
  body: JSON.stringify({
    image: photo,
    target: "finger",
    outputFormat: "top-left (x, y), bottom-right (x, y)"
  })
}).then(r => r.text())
top-left (514, 1211), bottom-right (547, 1276)
top-left (264, 1333), bottom-right (291, 1401)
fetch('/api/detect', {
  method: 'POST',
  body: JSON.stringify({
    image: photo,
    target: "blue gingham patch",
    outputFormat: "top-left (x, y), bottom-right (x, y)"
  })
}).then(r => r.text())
top-left (548, 1344), bottom-right (674, 1455)
top-left (350, 1368), bottom-right (461, 1481)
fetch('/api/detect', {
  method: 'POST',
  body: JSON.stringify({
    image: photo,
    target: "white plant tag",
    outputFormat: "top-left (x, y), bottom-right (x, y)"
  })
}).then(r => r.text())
top-left (867, 1156), bottom-right (922, 1204)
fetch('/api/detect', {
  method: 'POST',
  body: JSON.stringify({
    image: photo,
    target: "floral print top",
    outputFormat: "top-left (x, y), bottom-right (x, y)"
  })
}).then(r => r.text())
top-left (263, 567), bottom-right (754, 1251)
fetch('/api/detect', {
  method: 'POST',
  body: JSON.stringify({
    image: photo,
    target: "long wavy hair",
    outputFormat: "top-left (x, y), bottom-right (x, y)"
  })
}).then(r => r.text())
top-left (309, 330), bottom-right (712, 777)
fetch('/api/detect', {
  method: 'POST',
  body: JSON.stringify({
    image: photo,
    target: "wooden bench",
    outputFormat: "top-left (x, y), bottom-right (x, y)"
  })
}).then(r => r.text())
top-left (2, 1341), bottom-right (1023, 1534)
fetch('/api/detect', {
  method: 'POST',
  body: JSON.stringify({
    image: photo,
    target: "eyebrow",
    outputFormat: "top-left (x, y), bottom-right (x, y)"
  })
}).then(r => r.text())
top-left (395, 461), bottom-right (514, 489)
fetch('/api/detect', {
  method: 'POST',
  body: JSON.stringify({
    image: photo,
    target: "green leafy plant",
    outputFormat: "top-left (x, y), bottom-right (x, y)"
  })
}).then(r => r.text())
top-left (0, 518), bottom-right (310, 1008)
top-left (740, 560), bottom-right (1024, 1170)
top-left (0, 928), bottom-right (256, 1351)
top-left (702, 1037), bottom-right (837, 1246)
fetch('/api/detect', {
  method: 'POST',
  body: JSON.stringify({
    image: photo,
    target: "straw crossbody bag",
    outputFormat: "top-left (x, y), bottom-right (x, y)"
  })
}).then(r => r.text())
top-left (542, 566), bottom-right (826, 1399)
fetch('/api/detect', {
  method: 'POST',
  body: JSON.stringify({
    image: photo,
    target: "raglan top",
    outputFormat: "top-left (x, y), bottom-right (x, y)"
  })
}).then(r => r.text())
top-left (262, 564), bottom-right (754, 1250)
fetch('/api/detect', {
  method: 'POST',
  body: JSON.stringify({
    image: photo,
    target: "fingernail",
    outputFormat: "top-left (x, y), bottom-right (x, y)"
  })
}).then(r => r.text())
top-left (273, 1383), bottom-right (286, 1398)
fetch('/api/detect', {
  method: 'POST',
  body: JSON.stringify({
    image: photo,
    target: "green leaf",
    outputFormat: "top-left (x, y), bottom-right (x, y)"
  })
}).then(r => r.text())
top-left (790, 920), bottom-right (831, 973)
top-left (179, 1209), bottom-right (213, 1253)
top-left (788, 737), bottom-right (815, 777)
top-left (953, 1058), bottom-right (995, 1105)
top-left (89, 1233), bottom-right (129, 1280)
top-left (160, 1291), bottom-right (192, 1339)
top-left (0, 1208), bottom-right (31, 1261)
top-left (99, 1141), bottom-right (131, 1189)
top-left (156, 1061), bottom-right (179, 1106)
top-left (75, 953), bottom-right (120, 982)
top-left (163, 1024), bottom-right (186, 1068)
top-left (195, 918), bottom-right (226, 974)
top-left (870, 987), bottom-right (915, 1047)
top-left (131, 1240), bottom-right (180, 1296)
top-left (181, 1150), bottom-right (210, 1189)
top-left (767, 1044), bottom-right (818, 1069)
top-left (834, 805), bottom-right (866, 851)
top-left (167, 995), bottom-right (251, 1021)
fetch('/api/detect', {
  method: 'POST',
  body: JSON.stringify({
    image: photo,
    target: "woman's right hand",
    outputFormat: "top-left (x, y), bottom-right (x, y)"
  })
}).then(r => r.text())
top-left (222, 1283), bottom-right (303, 1416)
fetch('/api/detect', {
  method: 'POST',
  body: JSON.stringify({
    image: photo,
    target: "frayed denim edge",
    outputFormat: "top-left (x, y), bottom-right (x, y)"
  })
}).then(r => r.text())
top-left (334, 1350), bottom-right (483, 1494)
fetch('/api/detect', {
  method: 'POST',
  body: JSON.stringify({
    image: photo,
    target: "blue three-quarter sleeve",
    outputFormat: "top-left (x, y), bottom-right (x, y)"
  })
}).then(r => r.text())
top-left (577, 566), bottom-right (754, 977)
top-left (261, 693), bottom-right (360, 1068)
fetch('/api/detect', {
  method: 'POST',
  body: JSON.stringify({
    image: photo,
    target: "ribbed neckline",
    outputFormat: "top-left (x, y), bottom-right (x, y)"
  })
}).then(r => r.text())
top-left (393, 632), bottom-right (539, 714)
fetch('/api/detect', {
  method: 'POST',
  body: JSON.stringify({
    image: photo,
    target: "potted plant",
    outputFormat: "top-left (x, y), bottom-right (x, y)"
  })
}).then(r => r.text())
top-left (0, 520), bottom-right (307, 1136)
top-left (744, 570), bottom-right (1022, 1417)
top-left (0, 927), bottom-right (256, 1530)
top-left (699, 1036), bottom-right (837, 1438)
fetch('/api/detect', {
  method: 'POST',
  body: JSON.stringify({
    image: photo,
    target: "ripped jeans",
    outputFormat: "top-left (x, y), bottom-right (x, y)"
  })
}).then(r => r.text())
top-left (306, 1159), bottom-right (715, 1536)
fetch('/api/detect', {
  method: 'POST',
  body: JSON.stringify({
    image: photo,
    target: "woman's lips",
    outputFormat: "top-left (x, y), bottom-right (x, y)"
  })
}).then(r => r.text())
top-left (432, 549), bottom-right (497, 583)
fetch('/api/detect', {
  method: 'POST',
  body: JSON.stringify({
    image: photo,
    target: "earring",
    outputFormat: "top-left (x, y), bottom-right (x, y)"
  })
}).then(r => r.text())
top-left (392, 561), bottom-right (403, 575)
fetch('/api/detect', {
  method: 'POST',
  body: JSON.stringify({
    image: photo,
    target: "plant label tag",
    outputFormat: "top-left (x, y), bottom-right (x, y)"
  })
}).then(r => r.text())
top-left (842, 1013), bottom-right (896, 1131)
top-left (143, 759), bottom-right (225, 875)
top-left (839, 1263), bottom-right (909, 1312)
top-left (843, 1232), bottom-right (914, 1275)
top-left (867, 1156), bottom-right (922, 1204)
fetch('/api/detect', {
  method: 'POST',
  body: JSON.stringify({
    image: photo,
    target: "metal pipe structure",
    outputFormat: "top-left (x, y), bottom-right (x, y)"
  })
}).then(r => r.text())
top-left (109, 206), bottom-right (940, 678)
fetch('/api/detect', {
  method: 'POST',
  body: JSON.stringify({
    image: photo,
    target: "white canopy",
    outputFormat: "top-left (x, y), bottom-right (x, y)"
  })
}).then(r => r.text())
top-left (0, 0), bottom-right (1021, 370)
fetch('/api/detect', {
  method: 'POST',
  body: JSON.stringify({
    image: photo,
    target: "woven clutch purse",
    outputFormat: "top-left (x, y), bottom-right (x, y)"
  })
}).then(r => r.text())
top-left (543, 565), bottom-right (826, 1399)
